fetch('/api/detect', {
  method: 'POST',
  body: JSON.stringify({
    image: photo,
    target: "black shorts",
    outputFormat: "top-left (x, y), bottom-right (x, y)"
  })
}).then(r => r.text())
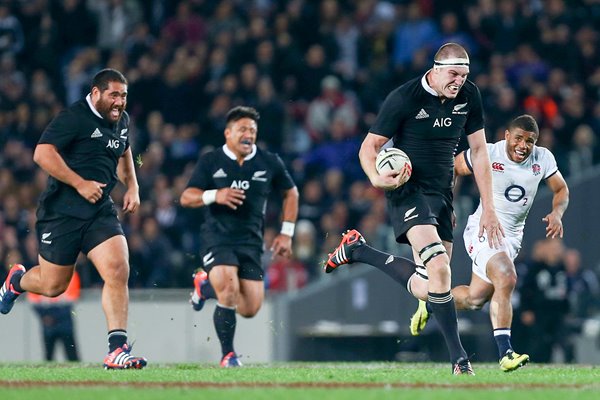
top-left (201, 246), bottom-right (264, 281)
top-left (387, 187), bottom-right (453, 244)
top-left (36, 206), bottom-right (124, 265)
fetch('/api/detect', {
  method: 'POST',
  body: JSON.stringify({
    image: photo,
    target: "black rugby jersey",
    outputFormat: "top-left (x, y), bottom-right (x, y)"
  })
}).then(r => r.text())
top-left (370, 73), bottom-right (484, 195)
top-left (37, 98), bottom-right (130, 219)
top-left (187, 145), bottom-right (296, 248)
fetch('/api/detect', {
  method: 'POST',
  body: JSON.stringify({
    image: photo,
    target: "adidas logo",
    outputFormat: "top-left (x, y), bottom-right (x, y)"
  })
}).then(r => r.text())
top-left (415, 109), bottom-right (429, 119)
top-left (213, 168), bottom-right (227, 178)
top-left (91, 128), bottom-right (103, 138)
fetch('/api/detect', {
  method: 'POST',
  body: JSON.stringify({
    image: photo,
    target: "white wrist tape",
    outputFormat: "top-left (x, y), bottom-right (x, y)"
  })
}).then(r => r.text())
top-left (280, 221), bottom-right (295, 237)
top-left (202, 189), bottom-right (217, 205)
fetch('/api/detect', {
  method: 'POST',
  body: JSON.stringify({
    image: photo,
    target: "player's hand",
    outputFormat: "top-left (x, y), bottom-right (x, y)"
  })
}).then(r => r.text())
top-left (270, 233), bottom-right (293, 259)
top-left (122, 187), bottom-right (140, 213)
top-left (478, 208), bottom-right (505, 249)
top-left (542, 212), bottom-right (563, 238)
top-left (216, 188), bottom-right (245, 210)
top-left (78, 180), bottom-right (107, 204)
top-left (370, 169), bottom-right (404, 191)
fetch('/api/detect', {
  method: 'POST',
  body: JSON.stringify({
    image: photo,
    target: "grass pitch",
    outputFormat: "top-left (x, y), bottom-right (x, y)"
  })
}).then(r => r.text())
top-left (0, 362), bottom-right (598, 400)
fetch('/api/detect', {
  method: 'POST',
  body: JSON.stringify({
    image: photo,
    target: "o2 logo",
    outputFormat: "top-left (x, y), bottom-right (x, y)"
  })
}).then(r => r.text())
top-left (505, 184), bottom-right (527, 205)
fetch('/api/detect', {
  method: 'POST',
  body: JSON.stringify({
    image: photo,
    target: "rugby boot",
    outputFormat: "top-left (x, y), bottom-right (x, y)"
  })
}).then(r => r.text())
top-left (499, 350), bottom-right (529, 372)
top-left (452, 357), bottom-right (475, 375)
top-left (0, 264), bottom-right (26, 315)
top-left (190, 270), bottom-right (208, 311)
top-left (103, 343), bottom-right (147, 370)
top-left (220, 352), bottom-right (243, 368)
top-left (323, 229), bottom-right (366, 273)
top-left (409, 299), bottom-right (430, 336)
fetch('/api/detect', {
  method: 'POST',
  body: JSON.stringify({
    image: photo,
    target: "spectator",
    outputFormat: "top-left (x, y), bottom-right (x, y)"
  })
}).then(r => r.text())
top-left (27, 271), bottom-right (81, 362)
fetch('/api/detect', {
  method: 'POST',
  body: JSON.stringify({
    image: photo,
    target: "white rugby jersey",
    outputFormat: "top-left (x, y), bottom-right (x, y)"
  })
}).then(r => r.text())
top-left (465, 140), bottom-right (558, 237)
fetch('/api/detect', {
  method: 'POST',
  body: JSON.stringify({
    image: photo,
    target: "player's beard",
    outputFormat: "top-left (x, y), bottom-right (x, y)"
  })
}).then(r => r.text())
top-left (96, 98), bottom-right (124, 123)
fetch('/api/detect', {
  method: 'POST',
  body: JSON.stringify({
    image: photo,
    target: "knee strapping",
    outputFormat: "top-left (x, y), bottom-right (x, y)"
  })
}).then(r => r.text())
top-left (407, 265), bottom-right (428, 295)
top-left (418, 242), bottom-right (446, 265)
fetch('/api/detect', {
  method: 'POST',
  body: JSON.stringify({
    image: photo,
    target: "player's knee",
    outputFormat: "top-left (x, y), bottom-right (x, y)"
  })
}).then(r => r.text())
top-left (41, 281), bottom-right (69, 297)
top-left (238, 303), bottom-right (261, 318)
top-left (408, 273), bottom-right (428, 300)
top-left (418, 242), bottom-right (448, 268)
top-left (466, 297), bottom-right (486, 310)
top-left (492, 263), bottom-right (517, 291)
top-left (100, 262), bottom-right (129, 286)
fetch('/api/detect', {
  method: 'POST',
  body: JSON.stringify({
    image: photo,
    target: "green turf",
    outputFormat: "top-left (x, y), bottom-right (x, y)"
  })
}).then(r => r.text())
top-left (0, 362), bottom-right (598, 400)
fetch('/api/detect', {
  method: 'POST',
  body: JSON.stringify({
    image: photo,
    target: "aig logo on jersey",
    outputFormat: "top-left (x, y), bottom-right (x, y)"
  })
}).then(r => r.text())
top-left (433, 118), bottom-right (452, 127)
top-left (231, 180), bottom-right (250, 190)
top-left (106, 139), bottom-right (120, 149)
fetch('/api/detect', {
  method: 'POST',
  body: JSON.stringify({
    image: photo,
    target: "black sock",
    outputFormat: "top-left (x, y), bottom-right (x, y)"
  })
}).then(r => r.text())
top-left (108, 329), bottom-right (127, 352)
top-left (214, 304), bottom-right (237, 357)
top-left (494, 328), bottom-right (512, 358)
top-left (10, 269), bottom-right (25, 293)
top-left (202, 281), bottom-right (216, 300)
top-left (427, 291), bottom-right (467, 363)
top-left (352, 244), bottom-right (417, 289)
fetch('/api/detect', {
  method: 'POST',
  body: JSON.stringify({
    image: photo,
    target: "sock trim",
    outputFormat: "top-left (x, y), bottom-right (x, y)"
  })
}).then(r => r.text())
top-left (216, 303), bottom-right (236, 310)
top-left (428, 291), bottom-right (452, 304)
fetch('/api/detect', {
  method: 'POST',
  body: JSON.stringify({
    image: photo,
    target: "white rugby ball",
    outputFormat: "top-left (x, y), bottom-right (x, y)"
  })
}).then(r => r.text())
top-left (375, 147), bottom-right (412, 184)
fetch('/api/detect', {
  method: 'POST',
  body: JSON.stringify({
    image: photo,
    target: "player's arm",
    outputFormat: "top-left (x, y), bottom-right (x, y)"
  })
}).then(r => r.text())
top-left (271, 186), bottom-right (300, 259)
top-left (467, 129), bottom-right (504, 247)
top-left (543, 171), bottom-right (569, 238)
top-left (117, 147), bottom-right (140, 213)
top-left (359, 133), bottom-right (403, 190)
top-left (454, 150), bottom-right (473, 177)
top-left (33, 143), bottom-right (106, 204)
top-left (180, 187), bottom-right (245, 210)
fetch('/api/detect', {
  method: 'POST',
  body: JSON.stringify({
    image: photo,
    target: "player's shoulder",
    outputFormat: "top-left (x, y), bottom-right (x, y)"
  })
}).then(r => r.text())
top-left (257, 147), bottom-right (289, 168)
top-left (120, 110), bottom-right (130, 126)
top-left (393, 75), bottom-right (424, 97)
top-left (60, 100), bottom-right (88, 119)
top-left (530, 145), bottom-right (556, 164)
top-left (531, 144), bottom-right (552, 157)
top-left (462, 79), bottom-right (479, 92)
top-left (484, 140), bottom-right (504, 157)
top-left (199, 146), bottom-right (224, 162)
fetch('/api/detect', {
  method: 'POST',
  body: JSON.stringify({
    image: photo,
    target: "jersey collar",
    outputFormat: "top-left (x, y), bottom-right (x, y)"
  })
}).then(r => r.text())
top-left (223, 144), bottom-right (257, 161)
top-left (421, 70), bottom-right (439, 97)
top-left (85, 93), bottom-right (103, 119)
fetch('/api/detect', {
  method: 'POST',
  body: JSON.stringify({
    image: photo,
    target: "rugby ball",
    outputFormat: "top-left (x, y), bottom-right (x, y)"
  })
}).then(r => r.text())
top-left (375, 147), bottom-right (412, 184)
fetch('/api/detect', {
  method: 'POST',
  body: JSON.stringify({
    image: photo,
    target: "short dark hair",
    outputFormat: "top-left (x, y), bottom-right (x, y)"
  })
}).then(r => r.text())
top-left (225, 106), bottom-right (260, 126)
top-left (91, 68), bottom-right (128, 92)
top-left (508, 114), bottom-right (539, 136)
top-left (434, 43), bottom-right (468, 62)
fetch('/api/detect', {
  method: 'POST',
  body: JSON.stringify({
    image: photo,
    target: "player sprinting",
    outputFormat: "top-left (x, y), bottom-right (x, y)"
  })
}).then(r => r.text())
top-left (324, 43), bottom-right (505, 375)
top-left (180, 106), bottom-right (299, 367)
top-left (409, 114), bottom-right (569, 371)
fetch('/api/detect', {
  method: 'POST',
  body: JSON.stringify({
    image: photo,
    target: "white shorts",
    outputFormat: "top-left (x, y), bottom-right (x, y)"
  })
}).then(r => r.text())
top-left (463, 215), bottom-right (521, 284)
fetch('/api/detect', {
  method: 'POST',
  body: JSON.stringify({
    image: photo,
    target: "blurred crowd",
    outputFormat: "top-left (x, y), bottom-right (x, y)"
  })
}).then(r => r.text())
top-left (1, 0), bottom-right (600, 298)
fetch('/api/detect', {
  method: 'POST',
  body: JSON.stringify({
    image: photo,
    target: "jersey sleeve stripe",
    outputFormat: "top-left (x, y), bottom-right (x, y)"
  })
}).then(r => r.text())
top-left (544, 168), bottom-right (559, 180)
top-left (464, 150), bottom-right (474, 172)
